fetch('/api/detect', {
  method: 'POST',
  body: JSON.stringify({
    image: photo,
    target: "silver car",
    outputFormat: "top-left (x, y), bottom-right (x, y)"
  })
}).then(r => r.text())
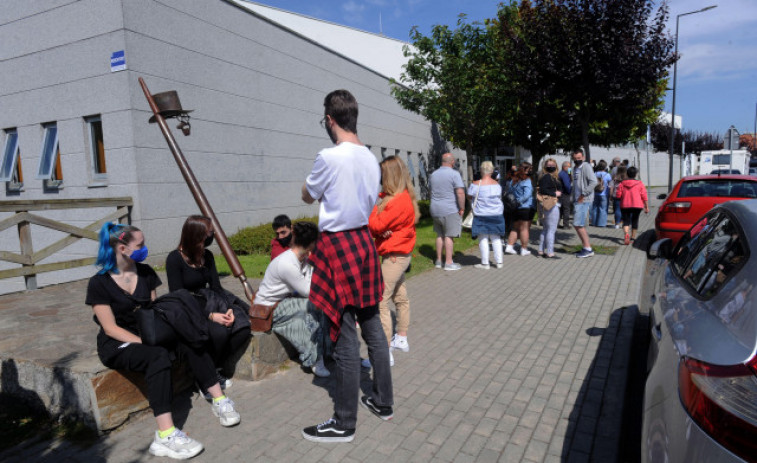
top-left (642, 199), bottom-right (757, 463)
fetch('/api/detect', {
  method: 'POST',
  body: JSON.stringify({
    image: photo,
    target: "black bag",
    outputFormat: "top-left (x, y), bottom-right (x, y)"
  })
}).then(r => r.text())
top-left (135, 304), bottom-right (178, 347)
top-left (122, 291), bottom-right (178, 347)
top-left (503, 191), bottom-right (519, 213)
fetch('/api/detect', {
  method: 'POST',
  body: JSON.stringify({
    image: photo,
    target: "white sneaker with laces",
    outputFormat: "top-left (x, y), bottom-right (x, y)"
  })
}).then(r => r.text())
top-left (149, 429), bottom-right (203, 460)
top-left (390, 334), bottom-right (410, 352)
top-left (520, 248), bottom-right (531, 256)
top-left (312, 358), bottom-right (330, 377)
top-left (212, 397), bottom-right (241, 427)
top-left (505, 245), bottom-right (517, 255)
top-left (474, 263), bottom-right (490, 269)
top-left (495, 262), bottom-right (504, 269)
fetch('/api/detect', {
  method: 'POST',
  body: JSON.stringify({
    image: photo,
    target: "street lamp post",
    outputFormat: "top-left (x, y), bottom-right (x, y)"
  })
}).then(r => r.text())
top-left (668, 5), bottom-right (717, 191)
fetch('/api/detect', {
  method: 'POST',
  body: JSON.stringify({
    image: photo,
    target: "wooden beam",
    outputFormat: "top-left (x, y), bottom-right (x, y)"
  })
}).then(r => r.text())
top-left (0, 213), bottom-right (26, 233)
top-left (0, 257), bottom-right (96, 279)
top-left (24, 213), bottom-right (99, 240)
top-left (0, 251), bottom-right (32, 265)
top-left (0, 197), bottom-right (133, 212)
top-left (31, 207), bottom-right (130, 264)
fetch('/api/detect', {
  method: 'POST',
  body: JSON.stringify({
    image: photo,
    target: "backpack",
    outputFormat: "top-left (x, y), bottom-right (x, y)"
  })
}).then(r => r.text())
top-left (594, 173), bottom-right (605, 192)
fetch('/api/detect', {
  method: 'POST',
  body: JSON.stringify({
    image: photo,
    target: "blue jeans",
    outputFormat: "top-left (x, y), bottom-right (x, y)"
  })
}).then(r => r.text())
top-left (333, 305), bottom-right (393, 429)
top-left (613, 197), bottom-right (622, 225)
top-left (573, 201), bottom-right (591, 227)
top-left (591, 195), bottom-right (608, 227)
top-left (538, 204), bottom-right (561, 255)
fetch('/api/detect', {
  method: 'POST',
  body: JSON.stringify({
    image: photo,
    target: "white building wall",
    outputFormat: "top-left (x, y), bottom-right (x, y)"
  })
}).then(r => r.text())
top-left (0, 0), bottom-right (452, 294)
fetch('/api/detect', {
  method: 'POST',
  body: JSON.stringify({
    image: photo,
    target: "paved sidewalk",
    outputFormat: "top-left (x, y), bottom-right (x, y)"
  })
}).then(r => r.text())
top-left (1, 191), bottom-right (664, 463)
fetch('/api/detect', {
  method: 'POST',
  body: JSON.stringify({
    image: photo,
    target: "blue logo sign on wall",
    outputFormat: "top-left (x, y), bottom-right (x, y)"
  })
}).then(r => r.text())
top-left (110, 50), bottom-right (126, 72)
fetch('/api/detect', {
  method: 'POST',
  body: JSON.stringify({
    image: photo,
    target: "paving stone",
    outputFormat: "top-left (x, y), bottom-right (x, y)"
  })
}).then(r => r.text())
top-left (0, 190), bottom-right (665, 462)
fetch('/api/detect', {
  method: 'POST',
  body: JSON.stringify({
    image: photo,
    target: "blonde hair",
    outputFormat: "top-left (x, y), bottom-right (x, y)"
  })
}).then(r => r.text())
top-left (542, 157), bottom-right (559, 180)
top-left (480, 161), bottom-right (494, 176)
top-left (377, 156), bottom-right (420, 222)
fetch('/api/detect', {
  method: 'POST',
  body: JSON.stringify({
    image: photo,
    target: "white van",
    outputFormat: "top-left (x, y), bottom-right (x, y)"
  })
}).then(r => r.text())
top-left (698, 149), bottom-right (750, 175)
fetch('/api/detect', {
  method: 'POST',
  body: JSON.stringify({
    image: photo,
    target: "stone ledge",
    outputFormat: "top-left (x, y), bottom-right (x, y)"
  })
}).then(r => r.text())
top-left (0, 330), bottom-right (293, 433)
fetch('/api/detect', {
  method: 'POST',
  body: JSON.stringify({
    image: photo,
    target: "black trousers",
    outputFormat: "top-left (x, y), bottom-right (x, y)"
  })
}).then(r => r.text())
top-left (206, 323), bottom-right (249, 373)
top-left (104, 341), bottom-right (218, 416)
top-left (559, 195), bottom-right (572, 227)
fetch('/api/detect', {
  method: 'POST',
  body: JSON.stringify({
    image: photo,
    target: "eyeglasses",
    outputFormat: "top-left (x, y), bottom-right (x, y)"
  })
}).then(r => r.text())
top-left (319, 116), bottom-right (326, 128)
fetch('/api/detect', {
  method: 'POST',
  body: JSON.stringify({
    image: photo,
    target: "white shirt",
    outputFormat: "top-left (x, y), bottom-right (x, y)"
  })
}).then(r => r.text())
top-left (305, 142), bottom-right (380, 232)
top-left (253, 250), bottom-right (312, 306)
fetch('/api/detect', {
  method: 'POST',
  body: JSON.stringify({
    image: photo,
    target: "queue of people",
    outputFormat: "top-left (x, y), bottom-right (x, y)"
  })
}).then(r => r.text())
top-left (85, 86), bottom-right (650, 459)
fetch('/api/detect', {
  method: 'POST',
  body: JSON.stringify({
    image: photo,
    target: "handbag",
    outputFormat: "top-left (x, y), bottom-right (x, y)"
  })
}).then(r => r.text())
top-left (537, 175), bottom-right (559, 211)
top-left (249, 301), bottom-right (279, 332)
top-left (135, 303), bottom-right (178, 347)
top-left (503, 190), bottom-right (519, 213)
top-left (462, 183), bottom-right (480, 229)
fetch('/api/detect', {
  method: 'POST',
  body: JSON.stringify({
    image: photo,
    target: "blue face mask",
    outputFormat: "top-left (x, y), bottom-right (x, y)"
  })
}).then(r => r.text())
top-left (129, 246), bottom-right (149, 263)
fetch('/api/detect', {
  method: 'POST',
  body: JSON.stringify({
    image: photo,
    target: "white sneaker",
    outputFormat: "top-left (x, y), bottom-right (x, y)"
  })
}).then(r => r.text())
top-left (212, 397), bottom-right (241, 427)
top-left (505, 245), bottom-right (517, 255)
top-left (149, 429), bottom-right (203, 460)
top-left (474, 263), bottom-right (490, 269)
top-left (312, 358), bottom-right (330, 377)
top-left (520, 248), bottom-right (531, 256)
top-left (389, 351), bottom-right (395, 367)
top-left (434, 260), bottom-right (443, 269)
top-left (390, 334), bottom-right (410, 352)
top-left (495, 263), bottom-right (504, 269)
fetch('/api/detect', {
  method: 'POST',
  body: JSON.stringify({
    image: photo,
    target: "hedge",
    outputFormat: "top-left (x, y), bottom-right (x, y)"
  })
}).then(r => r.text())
top-left (228, 216), bottom-right (319, 255)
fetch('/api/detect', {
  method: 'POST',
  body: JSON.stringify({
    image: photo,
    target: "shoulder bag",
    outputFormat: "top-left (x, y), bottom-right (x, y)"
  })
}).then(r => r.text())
top-left (536, 175), bottom-right (559, 211)
top-left (249, 301), bottom-right (280, 332)
top-left (462, 183), bottom-right (480, 229)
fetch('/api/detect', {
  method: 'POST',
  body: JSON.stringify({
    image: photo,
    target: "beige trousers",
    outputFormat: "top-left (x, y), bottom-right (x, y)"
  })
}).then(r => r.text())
top-left (379, 253), bottom-right (412, 344)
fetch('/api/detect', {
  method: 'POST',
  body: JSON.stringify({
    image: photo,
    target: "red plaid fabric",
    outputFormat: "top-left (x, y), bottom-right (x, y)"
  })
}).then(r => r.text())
top-left (308, 226), bottom-right (384, 341)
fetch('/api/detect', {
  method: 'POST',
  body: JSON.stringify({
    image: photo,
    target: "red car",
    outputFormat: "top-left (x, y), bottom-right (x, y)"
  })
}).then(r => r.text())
top-left (655, 174), bottom-right (757, 246)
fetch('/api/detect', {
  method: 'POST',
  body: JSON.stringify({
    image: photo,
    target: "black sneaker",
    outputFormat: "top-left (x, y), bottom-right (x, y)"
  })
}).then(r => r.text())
top-left (302, 418), bottom-right (355, 443)
top-left (360, 396), bottom-right (393, 421)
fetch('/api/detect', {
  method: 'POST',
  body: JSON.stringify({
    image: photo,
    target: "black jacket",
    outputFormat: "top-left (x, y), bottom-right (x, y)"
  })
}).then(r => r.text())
top-left (194, 287), bottom-right (251, 334)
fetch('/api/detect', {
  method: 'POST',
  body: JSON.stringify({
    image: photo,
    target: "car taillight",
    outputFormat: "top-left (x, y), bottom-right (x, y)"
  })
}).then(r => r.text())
top-left (664, 201), bottom-right (691, 213)
top-left (679, 356), bottom-right (757, 462)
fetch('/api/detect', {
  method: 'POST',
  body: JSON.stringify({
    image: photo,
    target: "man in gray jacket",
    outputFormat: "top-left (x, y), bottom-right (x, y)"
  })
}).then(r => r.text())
top-left (571, 149), bottom-right (598, 258)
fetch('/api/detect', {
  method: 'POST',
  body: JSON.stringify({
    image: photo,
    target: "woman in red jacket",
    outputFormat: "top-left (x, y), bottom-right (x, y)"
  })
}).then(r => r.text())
top-left (615, 166), bottom-right (649, 245)
top-left (368, 156), bottom-right (420, 367)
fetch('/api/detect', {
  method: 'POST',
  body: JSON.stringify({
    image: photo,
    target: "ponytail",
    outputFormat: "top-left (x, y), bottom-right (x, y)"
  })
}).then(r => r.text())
top-left (95, 222), bottom-right (140, 274)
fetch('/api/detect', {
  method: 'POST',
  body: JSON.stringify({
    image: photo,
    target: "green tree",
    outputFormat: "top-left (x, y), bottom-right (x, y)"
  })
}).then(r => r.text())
top-left (495, 0), bottom-right (675, 161)
top-left (391, 15), bottom-right (509, 180)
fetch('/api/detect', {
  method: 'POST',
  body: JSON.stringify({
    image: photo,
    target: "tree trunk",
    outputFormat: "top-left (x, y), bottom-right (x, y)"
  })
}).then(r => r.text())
top-left (581, 119), bottom-right (591, 162)
top-left (465, 141), bottom-right (474, 184)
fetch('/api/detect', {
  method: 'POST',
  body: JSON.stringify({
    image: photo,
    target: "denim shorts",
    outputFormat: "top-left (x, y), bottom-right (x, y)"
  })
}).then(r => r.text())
top-left (573, 201), bottom-right (591, 227)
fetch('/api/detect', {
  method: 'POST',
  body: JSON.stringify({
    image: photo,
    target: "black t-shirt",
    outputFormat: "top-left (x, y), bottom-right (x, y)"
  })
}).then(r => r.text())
top-left (165, 249), bottom-right (222, 293)
top-left (85, 263), bottom-right (162, 335)
top-left (538, 173), bottom-right (564, 197)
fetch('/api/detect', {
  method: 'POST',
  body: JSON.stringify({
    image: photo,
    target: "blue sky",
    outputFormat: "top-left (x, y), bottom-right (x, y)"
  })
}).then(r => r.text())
top-left (254, 0), bottom-right (757, 137)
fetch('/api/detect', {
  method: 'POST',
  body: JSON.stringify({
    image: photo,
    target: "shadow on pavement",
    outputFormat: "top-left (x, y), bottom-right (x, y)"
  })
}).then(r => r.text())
top-left (562, 305), bottom-right (647, 463)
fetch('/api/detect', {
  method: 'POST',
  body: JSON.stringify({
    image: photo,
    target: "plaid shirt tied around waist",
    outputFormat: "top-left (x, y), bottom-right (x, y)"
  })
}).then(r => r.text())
top-left (308, 226), bottom-right (384, 342)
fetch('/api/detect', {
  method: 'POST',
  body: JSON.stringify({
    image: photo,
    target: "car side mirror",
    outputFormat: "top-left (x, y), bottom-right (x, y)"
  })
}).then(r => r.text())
top-left (649, 238), bottom-right (673, 260)
top-left (657, 193), bottom-right (667, 200)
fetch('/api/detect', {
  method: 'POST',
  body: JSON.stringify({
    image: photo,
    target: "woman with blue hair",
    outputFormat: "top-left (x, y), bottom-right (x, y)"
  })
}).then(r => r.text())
top-left (85, 222), bottom-right (241, 460)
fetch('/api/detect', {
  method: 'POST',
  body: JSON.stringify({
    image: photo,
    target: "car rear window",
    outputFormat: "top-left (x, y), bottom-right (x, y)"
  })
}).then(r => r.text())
top-left (678, 180), bottom-right (757, 198)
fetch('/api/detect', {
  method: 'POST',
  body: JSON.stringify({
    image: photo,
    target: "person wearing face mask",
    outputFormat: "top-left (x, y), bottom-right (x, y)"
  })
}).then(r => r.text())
top-left (165, 215), bottom-right (251, 398)
top-left (87, 222), bottom-right (241, 460)
top-left (537, 158), bottom-right (565, 259)
top-left (271, 214), bottom-right (293, 260)
top-left (571, 149), bottom-right (598, 258)
top-left (253, 221), bottom-right (330, 378)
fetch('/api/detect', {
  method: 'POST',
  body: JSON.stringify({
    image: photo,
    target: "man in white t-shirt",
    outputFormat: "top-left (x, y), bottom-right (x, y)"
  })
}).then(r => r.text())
top-left (301, 90), bottom-right (393, 443)
top-left (253, 221), bottom-right (329, 377)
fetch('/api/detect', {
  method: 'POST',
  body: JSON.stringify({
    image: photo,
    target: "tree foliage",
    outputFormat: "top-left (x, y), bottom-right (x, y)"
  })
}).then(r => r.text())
top-left (650, 122), bottom-right (724, 154)
top-left (391, 15), bottom-right (508, 178)
top-left (495, 0), bottom-right (676, 162)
